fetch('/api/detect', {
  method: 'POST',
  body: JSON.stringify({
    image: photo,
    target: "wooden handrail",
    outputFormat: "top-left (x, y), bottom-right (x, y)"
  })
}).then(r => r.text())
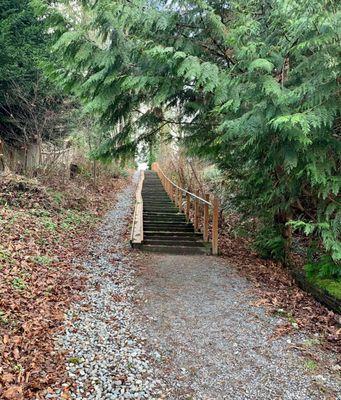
top-left (130, 170), bottom-right (144, 245)
top-left (153, 163), bottom-right (212, 206)
top-left (152, 162), bottom-right (219, 255)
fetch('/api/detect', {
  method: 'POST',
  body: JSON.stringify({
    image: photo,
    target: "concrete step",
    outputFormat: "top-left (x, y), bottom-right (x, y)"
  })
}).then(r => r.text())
top-left (144, 225), bottom-right (195, 232)
top-left (144, 231), bottom-right (202, 238)
top-left (144, 221), bottom-right (188, 226)
top-left (142, 186), bottom-right (165, 188)
top-left (143, 212), bottom-right (182, 217)
top-left (143, 196), bottom-right (171, 198)
top-left (144, 210), bottom-right (178, 214)
top-left (144, 212), bottom-right (185, 216)
top-left (142, 202), bottom-right (171, 207)
top-left (143, 197), bottom-right (169, 201)
top-left (142, 190), bottom-right (166, 192)
top-left (141, 244), bottom-right (207, 255)
top-left (144, 220), bottom-right (187, 225)
top-left (144, 221), bottom-right (191, 227)
top-left (142, 191), bottom-right (168, 194)
top-left (143, 202), bottom-right (173, 205)
top-left (144, 204), bottom-right (176, 208)
top-left (143, 239), bottom-right (204, 247)
top-left (144, 208), bottom-right (178, 212)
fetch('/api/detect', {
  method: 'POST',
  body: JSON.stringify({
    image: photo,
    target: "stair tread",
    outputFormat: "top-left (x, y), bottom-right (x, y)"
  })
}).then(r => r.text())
top-left (141, 244), bottom-right (207, 255)
top-left (136, 170), bottom-right (207, 254)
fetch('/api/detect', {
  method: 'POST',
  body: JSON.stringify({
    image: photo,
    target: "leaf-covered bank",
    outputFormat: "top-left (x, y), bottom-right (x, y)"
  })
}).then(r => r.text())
top-left (0, 172), bottom-right (130, 399)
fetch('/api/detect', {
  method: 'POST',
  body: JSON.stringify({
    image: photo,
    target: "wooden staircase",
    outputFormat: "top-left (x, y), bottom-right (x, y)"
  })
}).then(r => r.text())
top-left (141, 171), bottom-right (206, 254)
top-left (131, 164), bottom-right (219, 255)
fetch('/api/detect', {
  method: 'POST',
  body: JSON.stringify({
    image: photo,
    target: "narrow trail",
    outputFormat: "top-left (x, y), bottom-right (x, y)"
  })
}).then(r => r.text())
top-left (137, 254), bottom-right (340, 400)
top-left (51, 174), bottom-right (339, 400)
top-left (51, 174), bottom-right (168, 400)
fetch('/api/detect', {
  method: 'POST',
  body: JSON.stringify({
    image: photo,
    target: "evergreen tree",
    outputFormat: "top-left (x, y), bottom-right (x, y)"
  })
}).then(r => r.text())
top-left (43, 0), bottom-right (340, 271)
top-left (0, 0), bottom-right (68, 146)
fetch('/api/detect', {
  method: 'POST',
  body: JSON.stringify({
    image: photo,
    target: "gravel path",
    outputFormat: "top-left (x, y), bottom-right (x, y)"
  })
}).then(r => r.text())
top-left (48, 174), bottom-right (168, 400)
top-left (48, 174), bottom-right (339, 400)
top-left (137, 254), bottom-right (341, 400)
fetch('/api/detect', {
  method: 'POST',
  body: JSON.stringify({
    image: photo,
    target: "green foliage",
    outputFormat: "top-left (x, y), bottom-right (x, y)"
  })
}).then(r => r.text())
top-left (42, 0), bottom-right (340, 275)
top-left (0, 0), bottom-right (46, 99)
top-left (41, 216), bottom-right (57, 231)
top-left (32, 255), bottom-right (54, 267)
top-left (11, 277), bottom-right (26, 291)
top-left (111, 165), bottom-right (129, 179)
top-left (0, 310), bottom-right (9, 325)
top-left (305, 255), bottom-right (341, 280)
top-left (309, 277), bottom-right (341, 300)
top-left (68, 357), bottom-right (81, 365)
top-left (51, 191), bottom-right (64, 205)
top-left (274, 309), bottom-right (298, 328)
top-left (61, 210), bottom-right (95, 230)
top-left (304, 359), bottom-right (318, 371)
top-left (305, 254), bottom-right (341, 299)
top-left (0, 247), bottom-right (12, 264)
top-left (0, 0), bottom-right (71, 146)
top-left (253, 227), bottom-right (287, 262)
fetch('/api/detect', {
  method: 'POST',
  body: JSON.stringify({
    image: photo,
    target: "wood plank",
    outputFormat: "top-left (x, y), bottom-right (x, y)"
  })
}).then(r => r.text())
top-left (194, 190), bottom-right (199, 231)
top-left (204, 193), bottom-right (209, 242)
top-left (212, 197), bottom-right (219, 255)
top-left (130, 171), bottom-right (144, 245)
top-left (186, 192), bottom-right (190, 221)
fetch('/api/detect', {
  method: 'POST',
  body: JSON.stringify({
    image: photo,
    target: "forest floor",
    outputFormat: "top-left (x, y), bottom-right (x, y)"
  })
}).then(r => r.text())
top-left (0, 171), bottom-right (130, 399)
top-left (1, 172), bottom-right (340, 400)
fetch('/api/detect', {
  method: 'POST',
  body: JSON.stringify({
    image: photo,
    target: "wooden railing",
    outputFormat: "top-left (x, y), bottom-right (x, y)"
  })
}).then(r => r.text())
top-left (152, 163), bottom-right (219, 255)
top-left (130, 170), bottom-right (144, 246)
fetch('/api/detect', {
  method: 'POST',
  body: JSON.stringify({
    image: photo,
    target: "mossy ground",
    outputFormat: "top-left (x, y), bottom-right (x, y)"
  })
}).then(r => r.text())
top-left (308, 276), bottom-right (341, 300)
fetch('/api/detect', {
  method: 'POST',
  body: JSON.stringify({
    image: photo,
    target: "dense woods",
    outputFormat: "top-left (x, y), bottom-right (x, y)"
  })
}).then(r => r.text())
top-left (36, 0), bottom-right (340, 281)
top-left (0, 0), bottom-right (71, 149)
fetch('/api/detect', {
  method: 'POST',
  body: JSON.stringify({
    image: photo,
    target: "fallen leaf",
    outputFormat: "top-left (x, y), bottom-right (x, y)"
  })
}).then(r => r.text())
top-left (1, 374), bottom-right (15, 384)
top-left (3, 385), bottom-right (23, 400)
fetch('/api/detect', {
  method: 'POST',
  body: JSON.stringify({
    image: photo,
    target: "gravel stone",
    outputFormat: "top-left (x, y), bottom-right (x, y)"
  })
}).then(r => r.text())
top-left (137, 254), bottom-right (341, 400)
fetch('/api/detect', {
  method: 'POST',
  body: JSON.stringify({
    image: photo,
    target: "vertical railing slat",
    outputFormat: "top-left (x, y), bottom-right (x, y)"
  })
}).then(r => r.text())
top-left (204, 193), bottom-right (209, 242)
top-left (186, 192), bottom-right (190, 221)
top-left (178, 189), bottom-right (182, 212)
top-left (194, 190), bottom-right (199, 231)
top-left (212, 197), bottom-right (219, 255)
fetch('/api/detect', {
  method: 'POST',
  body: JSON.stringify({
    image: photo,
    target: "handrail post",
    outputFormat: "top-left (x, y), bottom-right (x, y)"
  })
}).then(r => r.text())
top-left (170, 184), bottom-right (174, 203)
top-left (204, 193), bottom-right (209, 242)
top-left (194, 190), bottom-right (199, 231)
top-left (186, 192), bottom-right (190, 221)
top-left (212, 197), bottom-right (219, 255)
top-left (178, 189), bottom-right (182, 212)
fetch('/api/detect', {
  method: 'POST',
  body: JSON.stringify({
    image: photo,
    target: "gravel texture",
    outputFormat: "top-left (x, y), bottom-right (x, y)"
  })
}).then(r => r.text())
top-left (47, 174), bottom-right (340, 400)
top-left (47, 174), bottom-right (168, 400)
top-left (137, 254), bottom-right (341, 400)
